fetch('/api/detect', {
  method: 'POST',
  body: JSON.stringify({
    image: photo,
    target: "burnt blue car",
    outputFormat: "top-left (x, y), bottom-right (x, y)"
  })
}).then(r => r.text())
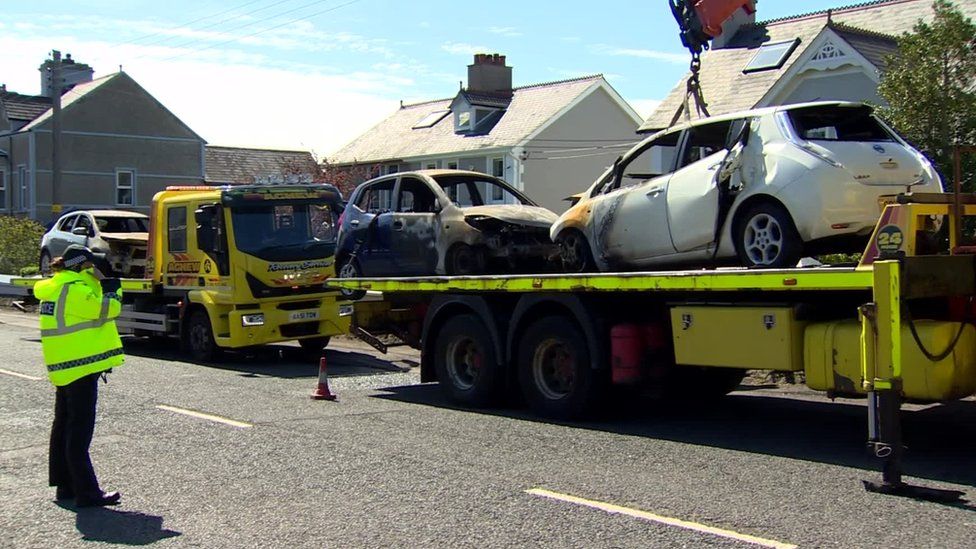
top-left (336, 170), bottom-right (558, 280)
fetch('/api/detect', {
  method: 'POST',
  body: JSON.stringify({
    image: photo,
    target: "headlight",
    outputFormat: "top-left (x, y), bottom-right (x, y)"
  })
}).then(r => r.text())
top-left (242, 313), bottom-right (265, 326)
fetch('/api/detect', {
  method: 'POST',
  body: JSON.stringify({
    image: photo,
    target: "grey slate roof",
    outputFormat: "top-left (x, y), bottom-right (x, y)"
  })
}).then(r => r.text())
top-left (641, 0), bottom-right (976, 131)
top-left (329, 75), bottom-right (605, 164)
top-left (0, 91), bottom-right (51, 122)
top-left (205, 146), bottom-right (319, 185)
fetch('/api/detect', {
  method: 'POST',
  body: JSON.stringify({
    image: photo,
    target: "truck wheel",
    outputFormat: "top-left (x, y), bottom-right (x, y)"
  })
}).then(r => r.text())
top-left (556, 230), bottom-right (595, 273)
top-left (735, 202), bottom-right (802, 268)
top-left (337, 257), bottom-right (366, 300)
top-left (518, 316), bottom-right (605, 419)
top-left (184, 309), bottom-right (220, 362)
top-left (39, 250), bottom-right (52, 276)
top-left (433, 313), bottom-right (503, 407)
top-left (446, 244), bottom-right (485, 275)
top-left (299, 336), bottom-right (331, 357)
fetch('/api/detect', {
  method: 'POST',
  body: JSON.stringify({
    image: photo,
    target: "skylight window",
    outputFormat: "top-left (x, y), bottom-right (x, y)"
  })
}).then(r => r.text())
top-left (412, 109), bottom-right (450, 129)
top-left (742, 38), bottom-right (800, 74)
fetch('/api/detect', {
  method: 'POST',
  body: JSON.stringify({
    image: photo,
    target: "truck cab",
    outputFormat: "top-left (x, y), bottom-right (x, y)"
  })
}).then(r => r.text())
top-left (134, 184), bottom-right (351, 360)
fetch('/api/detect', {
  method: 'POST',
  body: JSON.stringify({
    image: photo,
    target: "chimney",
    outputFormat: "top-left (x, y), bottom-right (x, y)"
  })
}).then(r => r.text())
top-left (711, 1), bottom-right (757, 49)
top-left (467, 53), bottom-right (512, 98)
top-left (39, 53), bottom-right (94, 97)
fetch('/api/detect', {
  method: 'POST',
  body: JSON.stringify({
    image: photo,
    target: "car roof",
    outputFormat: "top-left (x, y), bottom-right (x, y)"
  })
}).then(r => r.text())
top-left (65, 210), bottom-right (148, 218)
top-left (646, 100), bottom-right (870, 138)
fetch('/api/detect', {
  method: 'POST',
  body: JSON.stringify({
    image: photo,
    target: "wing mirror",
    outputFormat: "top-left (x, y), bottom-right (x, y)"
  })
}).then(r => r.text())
top-left (72, 226), bottom-right (90, 237)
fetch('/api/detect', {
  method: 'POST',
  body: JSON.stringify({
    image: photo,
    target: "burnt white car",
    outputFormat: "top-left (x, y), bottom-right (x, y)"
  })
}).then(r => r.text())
top-left (40, 210), bottom-right (149, 276)
top-left (551, 101), bottom-right (944, 271)
top-left (336, 170), bottom-right (558, 279)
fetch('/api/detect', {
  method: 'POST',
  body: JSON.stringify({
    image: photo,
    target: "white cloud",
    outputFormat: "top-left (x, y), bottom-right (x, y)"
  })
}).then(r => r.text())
top-left (0, 33), bottom-right (404, 156)
top-left (592, 44), bottom-right (688, 64)
top-left (488, 26), bottom-right (521, 37)
top-left (441, 42), bottom-right (490, 56)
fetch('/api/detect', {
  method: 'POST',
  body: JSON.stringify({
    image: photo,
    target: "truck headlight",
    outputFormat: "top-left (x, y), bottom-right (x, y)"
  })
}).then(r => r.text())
top-left (339, 304), bottom-right (354, 317)
top-left (242, 313), bottom-right (265, 326)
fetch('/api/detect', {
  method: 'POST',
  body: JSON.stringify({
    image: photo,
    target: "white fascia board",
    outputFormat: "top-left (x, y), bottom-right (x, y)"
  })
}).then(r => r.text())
top-left (757, 27), bottom-right (881, 108)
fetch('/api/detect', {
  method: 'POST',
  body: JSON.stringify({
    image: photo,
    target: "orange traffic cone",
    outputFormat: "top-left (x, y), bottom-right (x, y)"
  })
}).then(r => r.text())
top-left (311, 356), bottom-right (337, 401)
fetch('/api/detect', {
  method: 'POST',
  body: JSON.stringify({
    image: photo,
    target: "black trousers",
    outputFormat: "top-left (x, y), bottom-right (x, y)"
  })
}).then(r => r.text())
top-left (49, 372), bottom-right (101, 497)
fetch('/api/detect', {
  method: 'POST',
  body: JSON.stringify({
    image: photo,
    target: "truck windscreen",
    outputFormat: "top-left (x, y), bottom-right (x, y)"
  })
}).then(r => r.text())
top-left (231, 202), bottom-right (337, 261)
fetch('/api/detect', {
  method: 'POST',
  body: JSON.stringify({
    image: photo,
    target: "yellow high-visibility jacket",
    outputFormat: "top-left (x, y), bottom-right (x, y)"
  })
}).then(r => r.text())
top-left (33, 269), bottom-right (124, 386)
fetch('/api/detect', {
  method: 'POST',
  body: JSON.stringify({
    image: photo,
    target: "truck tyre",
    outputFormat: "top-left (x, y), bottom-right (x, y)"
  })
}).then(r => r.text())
top-left (185, 309), bottom-right (220, 362)
top-left (734, 202), bottom-right (802, 268)
top-left (299, 336), bottom-right (331, 356)
top-left (556, 230), bottom-right (595, 273)
top-left (518, 316), bottom-right (605, 419)
top-left (337, 257), bottom-right (366, 300)
top-left (433, 313), bottom-right (503, 407)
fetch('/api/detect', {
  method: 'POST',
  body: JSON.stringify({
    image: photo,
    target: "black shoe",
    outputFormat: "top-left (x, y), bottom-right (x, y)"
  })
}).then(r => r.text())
top-left (55, 486), bottom-right (74, 500)
top-left (76, 491), bottom-right (121, 508)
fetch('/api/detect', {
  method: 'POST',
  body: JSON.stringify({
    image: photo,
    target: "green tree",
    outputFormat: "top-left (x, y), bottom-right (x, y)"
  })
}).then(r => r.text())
top-left (0, 216), bottom-right (46, 275)
top-left (878, 0), bottom-right (976, 192)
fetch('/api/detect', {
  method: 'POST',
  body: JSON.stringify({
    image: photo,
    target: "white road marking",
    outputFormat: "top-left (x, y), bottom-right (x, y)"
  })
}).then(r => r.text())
top-left (526, 488), bottom-right (797, 549)
top-left (0, 368), bottom-right (42, 381)
top-left (156, 404), bottom-right (253, 428)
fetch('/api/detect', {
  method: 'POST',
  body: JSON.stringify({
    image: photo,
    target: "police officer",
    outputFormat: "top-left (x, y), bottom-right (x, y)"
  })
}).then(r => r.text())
top-left (33, 245), bottom-right (124, 507)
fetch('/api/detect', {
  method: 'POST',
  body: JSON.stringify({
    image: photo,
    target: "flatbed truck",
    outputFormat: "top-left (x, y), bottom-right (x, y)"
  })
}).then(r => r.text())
top-left (335, 193), bottom-right (976, 500)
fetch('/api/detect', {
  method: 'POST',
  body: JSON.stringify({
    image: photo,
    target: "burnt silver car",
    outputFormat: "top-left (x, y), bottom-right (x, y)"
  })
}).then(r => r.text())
top-left (40, 209), bottom-right (149, 276)
top-left (336, 170), bottom-right (558, 279)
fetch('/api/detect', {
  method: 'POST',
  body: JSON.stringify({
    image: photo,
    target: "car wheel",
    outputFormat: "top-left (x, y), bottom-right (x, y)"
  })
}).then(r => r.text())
top-left (337, 257), bottom-right (366, 300)
top-left (39, 250), bottom-right (52, 276)
top-left (735, 202), bottom-right (802, 268)
top-left (556, 230), bottom-right (595, 273)
top-left (184, 309), bottom-right (220, 362)
top-left (446, 244), bottom-right (485, 275)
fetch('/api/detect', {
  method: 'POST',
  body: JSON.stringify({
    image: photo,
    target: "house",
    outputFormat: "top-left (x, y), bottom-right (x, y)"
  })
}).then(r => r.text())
top-left (205, 146), bottom-right (320, 185)
top-left (642, 0), bottom-right (976, 133)
top-left (0, 54), bottom-right (206, 222)
top-left (329, 54), bottom-right (644, 213)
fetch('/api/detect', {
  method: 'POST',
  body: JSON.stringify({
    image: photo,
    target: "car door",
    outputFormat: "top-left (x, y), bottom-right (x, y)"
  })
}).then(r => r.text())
top-left (390, 175), bottom-right (439, 275)
top-left (48, 214), bottom-right (77, 257)
top-left (351, 178), bottom-right (395, 275)
top-left (70, 213), bottom-right (95, 250)
top-left (666, 119), bottom-right (736, 253)
top-left (594, 131), bottom-right (681, 264)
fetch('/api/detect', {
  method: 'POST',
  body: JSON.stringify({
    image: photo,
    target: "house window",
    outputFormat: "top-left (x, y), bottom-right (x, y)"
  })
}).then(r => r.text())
top-left (456, 111), bottom-right (471, 130)
top-left (447, 161), bottom-right (458, 170)
top-left (423, 161), bottom-right (438, 170)
top-left (0, 170), bottom-right (5, 210)
top-left (386, 165), bottom-right (400, 175)
top-left (116, 170), bottom-right (135, 206)
top-left (491, 158), bottom-right (505, 201)
top-left (167, 206), bottom-right (187, 253)
top-left (743, 38), bottom-right (800, 73)
top-left (17, 165), bottom-right (27, 211)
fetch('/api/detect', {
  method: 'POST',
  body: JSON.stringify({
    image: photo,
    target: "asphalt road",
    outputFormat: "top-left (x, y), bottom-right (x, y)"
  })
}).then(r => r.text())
top-left (2, 308), bottom-right (975, 548)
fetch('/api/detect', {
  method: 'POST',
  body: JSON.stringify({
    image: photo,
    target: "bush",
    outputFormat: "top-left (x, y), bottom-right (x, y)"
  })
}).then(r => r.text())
top-left (19, 266), bottom-right (39, 277)
top-left (0, 216), bottom-right (46, 275)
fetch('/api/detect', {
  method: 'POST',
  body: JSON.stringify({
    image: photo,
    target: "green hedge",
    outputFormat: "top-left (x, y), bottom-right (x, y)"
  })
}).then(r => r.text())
top-left (0, 216), bottom-right (46, 275)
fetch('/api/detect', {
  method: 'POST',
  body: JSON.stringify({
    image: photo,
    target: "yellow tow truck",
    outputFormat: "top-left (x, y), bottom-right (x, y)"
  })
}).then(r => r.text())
top-left (334, 192), bottom-right (976, 502)
top-left (7, 184), bottom-right (353, 360)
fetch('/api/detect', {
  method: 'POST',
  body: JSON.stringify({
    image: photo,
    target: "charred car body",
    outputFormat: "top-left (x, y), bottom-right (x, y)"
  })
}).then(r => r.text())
top-left (336, 170), bottom-right (558, 278)
top-left (551, 101), bottom-right (944, 271)
top-left (40, 210), bottom-right (149, 276)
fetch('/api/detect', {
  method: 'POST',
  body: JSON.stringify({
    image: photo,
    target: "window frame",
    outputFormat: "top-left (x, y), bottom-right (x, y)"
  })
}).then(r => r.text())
top-left (0, 169), bottom-right (5, 211)
top-left (490, 157), bottom-right (505, 201)
top-left (115, 168), bottom-right (136, 206)
top-left (17, 165), bottom-right (27, 212)
top-left (167, 206), bottom-right (188, 253)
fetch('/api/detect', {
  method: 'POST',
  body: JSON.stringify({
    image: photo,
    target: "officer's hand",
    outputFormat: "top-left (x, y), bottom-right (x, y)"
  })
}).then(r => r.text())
top-left (100, 278), bottom-right (122, 294)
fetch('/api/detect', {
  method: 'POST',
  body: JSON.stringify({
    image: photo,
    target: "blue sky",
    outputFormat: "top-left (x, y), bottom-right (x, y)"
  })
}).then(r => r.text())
top-left (0, 0), bottom-right (844, 156)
